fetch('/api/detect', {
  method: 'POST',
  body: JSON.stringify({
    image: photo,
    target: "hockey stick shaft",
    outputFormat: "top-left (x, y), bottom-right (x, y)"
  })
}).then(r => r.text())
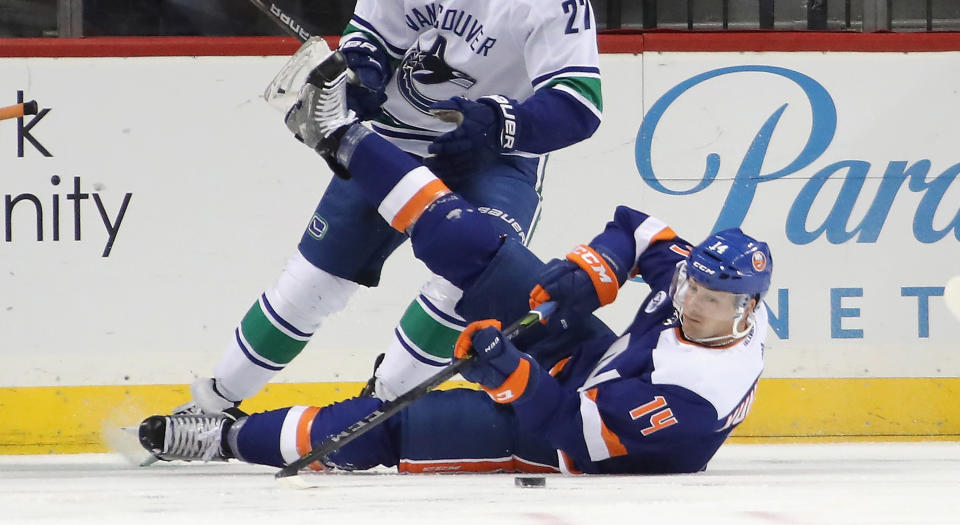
top-left (275, 301), bottom-right (556, 479)
top-left (248, 0), bottom-right (311, 43)
top-left (0, 101), bottom-right (38, 121)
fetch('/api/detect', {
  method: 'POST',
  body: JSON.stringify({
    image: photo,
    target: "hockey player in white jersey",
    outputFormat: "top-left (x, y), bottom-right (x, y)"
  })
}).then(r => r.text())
top-left (181, 0), bottom-right (603, 414)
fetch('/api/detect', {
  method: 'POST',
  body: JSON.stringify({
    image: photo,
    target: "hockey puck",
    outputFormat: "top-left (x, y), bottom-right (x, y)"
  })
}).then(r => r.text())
top-left (514, 476), bottom-right (546, 488)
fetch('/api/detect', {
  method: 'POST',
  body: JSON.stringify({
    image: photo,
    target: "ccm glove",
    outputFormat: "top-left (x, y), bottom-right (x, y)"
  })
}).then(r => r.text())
top-left (529, 245), bottom-right (625, 330)
top-left (453, 320), bottom-right (533, 404)
top-left (340, 39), bottom-right (390, 121)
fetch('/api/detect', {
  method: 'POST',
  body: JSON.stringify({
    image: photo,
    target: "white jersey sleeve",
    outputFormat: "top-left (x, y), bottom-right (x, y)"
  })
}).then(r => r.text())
top-left (343, 0), bottom-right (418, 60)
top-left (523, 0), bottom-right (602, 118)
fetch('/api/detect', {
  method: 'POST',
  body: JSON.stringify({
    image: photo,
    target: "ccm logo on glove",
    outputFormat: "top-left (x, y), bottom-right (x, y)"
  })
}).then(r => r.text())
top-left (566, 245), bottom-right (618, 305)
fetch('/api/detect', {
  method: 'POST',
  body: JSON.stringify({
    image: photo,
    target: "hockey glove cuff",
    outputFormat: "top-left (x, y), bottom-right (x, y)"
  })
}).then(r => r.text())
top-left (428, 95), bottom-right (520, 155)
top-left (454, 320), bottom-right (533, 404)
top-left (529, 245), bottom-right (624, 329)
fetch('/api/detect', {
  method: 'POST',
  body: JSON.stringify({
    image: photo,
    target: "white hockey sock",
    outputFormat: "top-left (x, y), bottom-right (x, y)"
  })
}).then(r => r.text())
top-left (373, 276), bottom-right (466, 401)
top-left (214, 252), bottom-right (358, 401)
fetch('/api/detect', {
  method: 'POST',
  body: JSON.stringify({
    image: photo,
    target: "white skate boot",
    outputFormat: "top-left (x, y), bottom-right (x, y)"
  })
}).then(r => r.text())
top-left (138, 409), bottom-right (245, 462)
top-left (171, 378), bottom-right (241, 416)
top-left (284, 49), bottom-right (359, 178)
top-left (264, 36), bottom-right (340, 113)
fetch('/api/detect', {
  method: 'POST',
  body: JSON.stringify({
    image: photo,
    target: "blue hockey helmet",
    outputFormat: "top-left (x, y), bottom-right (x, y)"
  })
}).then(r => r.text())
top-left (685, 228), bottom-right (772, 300)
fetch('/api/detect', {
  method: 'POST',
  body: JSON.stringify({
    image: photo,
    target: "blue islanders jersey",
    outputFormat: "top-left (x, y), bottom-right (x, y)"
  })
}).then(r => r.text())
top-left (341, 0), bottom-right (602, 158)
top-left (512, 207), bottom-right (766, 474)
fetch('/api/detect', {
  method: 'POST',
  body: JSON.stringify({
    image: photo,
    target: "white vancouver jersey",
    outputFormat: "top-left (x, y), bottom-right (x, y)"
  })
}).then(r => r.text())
top-left (342, 0), bottom-right (602, 157)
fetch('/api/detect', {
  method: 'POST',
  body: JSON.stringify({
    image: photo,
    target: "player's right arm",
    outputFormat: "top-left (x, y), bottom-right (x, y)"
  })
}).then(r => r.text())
top-left (341, 0), bottom-right (416, 67)
top-left (340, 1), bottom-right (419, 120)
top-left (529, 207), bottom-right (688, 324)
top-left (513, 0), bottom-right (603, 154)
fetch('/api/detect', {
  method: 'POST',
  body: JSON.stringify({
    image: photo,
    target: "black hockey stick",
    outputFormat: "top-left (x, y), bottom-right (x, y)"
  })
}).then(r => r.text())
top-left (275, 301), bottom-right (557, 479)
top-left (248, 0), bottom-right (314, 43)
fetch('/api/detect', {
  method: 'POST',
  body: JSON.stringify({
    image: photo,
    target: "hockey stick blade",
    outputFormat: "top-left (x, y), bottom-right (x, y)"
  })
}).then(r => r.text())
top-left (248, 0), bottom-right (313, 43)
top-left (275, 301), bottom-right (556, 479)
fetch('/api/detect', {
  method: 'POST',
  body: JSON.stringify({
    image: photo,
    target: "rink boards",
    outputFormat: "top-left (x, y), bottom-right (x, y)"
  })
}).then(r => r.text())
top-left (0, 34), bottom-right (958, 452)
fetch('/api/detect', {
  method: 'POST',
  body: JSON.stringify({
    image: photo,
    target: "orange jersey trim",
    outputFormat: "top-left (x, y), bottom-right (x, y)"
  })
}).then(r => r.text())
top-left (650, 226), bottom-right (677, 245)
top-left (558, 450), bottom-right (583, 475)
top-left (549, 357), bottom-right (571, 377)
top-left (585, 388), bottom-right (628, 457)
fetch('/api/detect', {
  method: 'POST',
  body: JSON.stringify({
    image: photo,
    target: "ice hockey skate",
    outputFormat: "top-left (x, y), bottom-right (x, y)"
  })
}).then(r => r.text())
top-left (284, 49), bottom-right (358, 177)
top-left (138, 409), bottom-right (245, 463)
top-left (170, 377), bottom-right (243, 418)
top-left (264, 36), bottom-right (336, 113)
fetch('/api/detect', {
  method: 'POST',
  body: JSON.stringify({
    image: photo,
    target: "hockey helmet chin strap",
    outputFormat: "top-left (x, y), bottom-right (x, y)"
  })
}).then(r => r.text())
top-left (670, 261), bottom-right (755, 346)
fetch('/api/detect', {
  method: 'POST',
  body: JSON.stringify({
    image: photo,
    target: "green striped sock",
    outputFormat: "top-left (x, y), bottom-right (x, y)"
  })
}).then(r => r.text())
top-left (239, 301), bottom-right (310, 366)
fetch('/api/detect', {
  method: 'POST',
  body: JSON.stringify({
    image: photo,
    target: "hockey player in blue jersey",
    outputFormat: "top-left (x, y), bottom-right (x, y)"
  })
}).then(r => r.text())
top-left (140, 53), bottom-right (772, 475)
top-left (182, 0), bottom-right (604, 417)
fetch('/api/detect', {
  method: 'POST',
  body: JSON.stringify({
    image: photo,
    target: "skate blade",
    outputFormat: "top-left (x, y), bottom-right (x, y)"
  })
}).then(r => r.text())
top-left (106, 425), bottom-right (159, 467)
top-left (139, 454), bottom-right (162, 467)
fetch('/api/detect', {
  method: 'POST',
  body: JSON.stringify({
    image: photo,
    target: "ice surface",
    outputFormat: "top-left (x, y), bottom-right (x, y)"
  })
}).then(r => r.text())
top-left (1, 442), bottom-right (958, 524)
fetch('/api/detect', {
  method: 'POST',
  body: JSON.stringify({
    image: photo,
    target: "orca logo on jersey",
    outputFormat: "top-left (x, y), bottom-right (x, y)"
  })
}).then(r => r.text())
top-left (397, 36), bottom-right (477, 115)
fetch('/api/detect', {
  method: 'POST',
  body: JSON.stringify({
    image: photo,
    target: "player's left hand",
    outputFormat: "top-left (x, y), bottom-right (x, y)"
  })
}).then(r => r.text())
top-left (454, 320), bottom-right (533, 404)
top-left (529, 245), bottom-right (622, 331)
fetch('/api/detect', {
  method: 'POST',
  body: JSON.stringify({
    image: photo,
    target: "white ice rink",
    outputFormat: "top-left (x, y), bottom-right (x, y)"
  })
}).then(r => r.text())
top-left (2, 442), bottom-right (958, 525)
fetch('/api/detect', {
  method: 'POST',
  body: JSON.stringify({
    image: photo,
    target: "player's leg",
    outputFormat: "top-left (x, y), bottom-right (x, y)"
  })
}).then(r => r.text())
top-left (189, 175), bottom-right (406, 412)
top-left (371, 157), bottom-right (545, 400)
top-left (394, 388), bottom-right (558, 473)
top-left (141, 388), bottom-right (557, 473)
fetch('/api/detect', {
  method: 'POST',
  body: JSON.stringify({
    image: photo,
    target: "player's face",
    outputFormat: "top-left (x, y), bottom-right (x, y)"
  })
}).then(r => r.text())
top-left (680, 278), bottom-right (743, 342)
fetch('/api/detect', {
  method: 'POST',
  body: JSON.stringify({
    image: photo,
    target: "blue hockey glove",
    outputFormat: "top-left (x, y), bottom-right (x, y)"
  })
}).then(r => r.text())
top-left (340, 39), bottom-right (389, 121)
top-left (426, 95), bottom-right (520, 180)
top-left (453, 320), bottom-right (533, 404)
top-left (529, 245), bottom-right (625, 331)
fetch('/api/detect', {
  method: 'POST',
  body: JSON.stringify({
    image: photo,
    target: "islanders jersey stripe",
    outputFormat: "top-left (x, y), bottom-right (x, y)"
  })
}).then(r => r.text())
top-left (632, 217), bottom-right (677, 263)
top-left (279, 406), bottom-right (309, 464)
top-left (579, 388), bottom-right (628, 461)
top-left (557, 450), bottom-right (583, 475)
